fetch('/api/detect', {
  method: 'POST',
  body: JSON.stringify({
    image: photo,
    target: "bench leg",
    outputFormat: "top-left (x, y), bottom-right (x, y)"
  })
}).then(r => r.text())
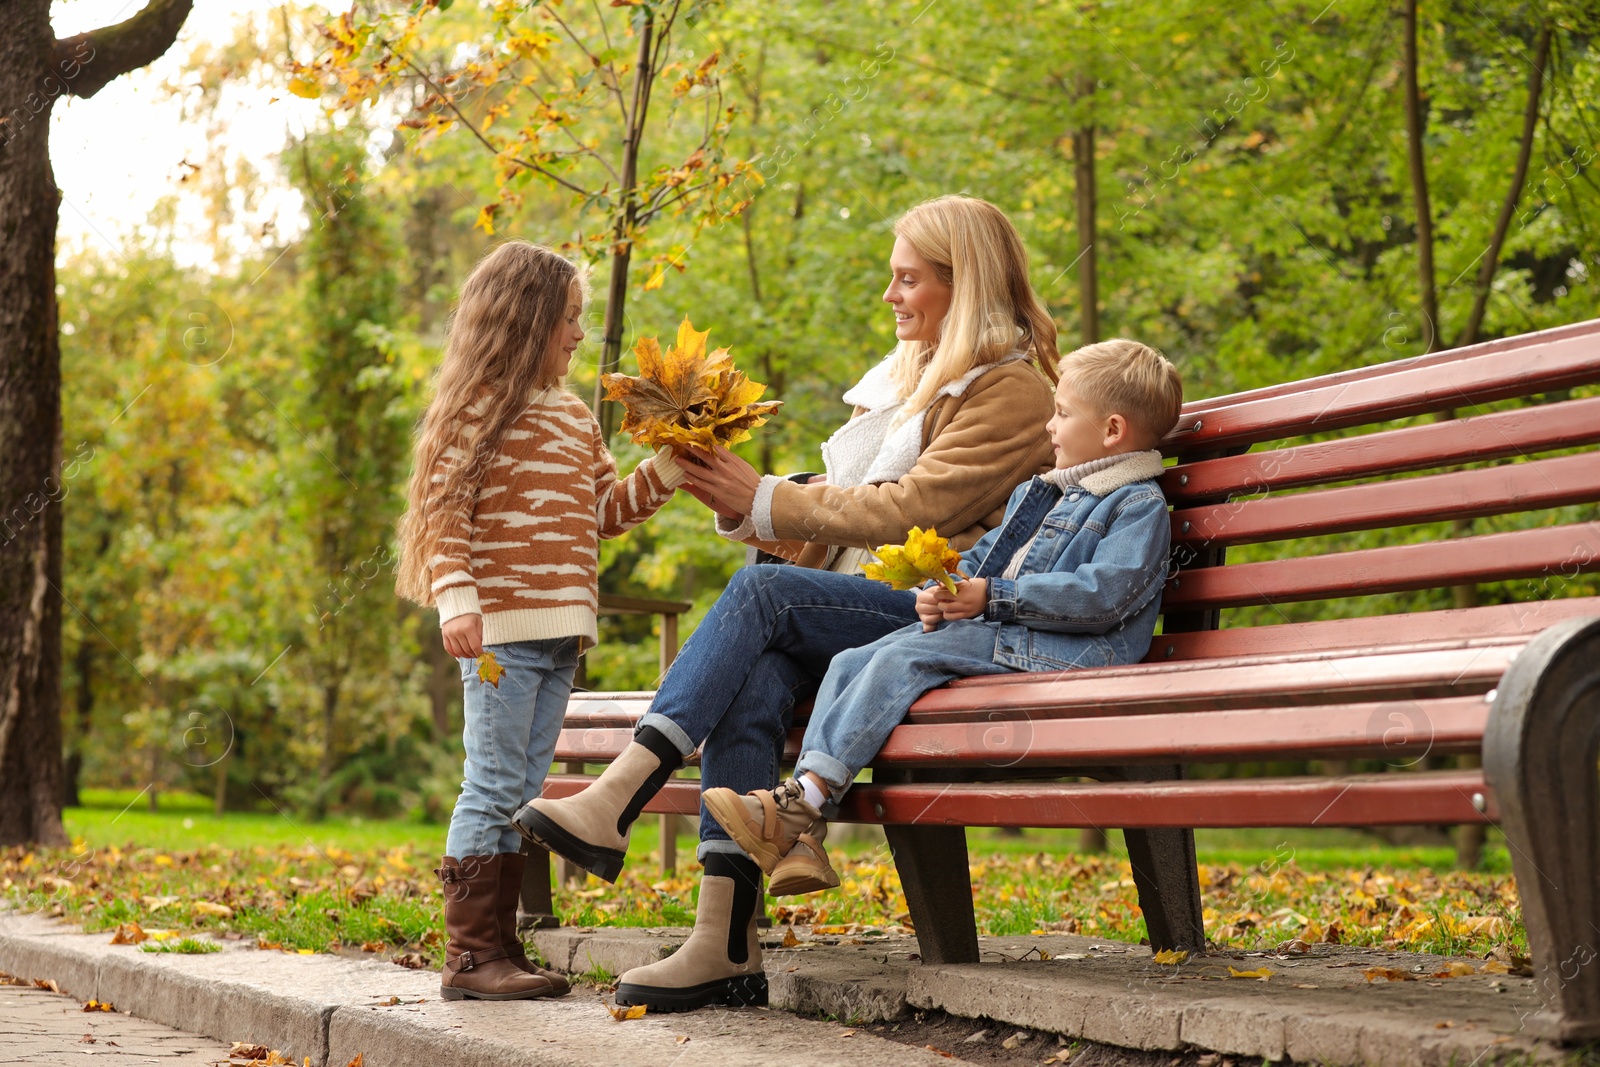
top-left (885, 823), bottom-right (979, 964)
top-left (1483, 615), bottom-right (1600, 1044)
top-left (516, 841), bottom-right (561, 932)
top-left (1124, 825), bottom-right (1206, 954)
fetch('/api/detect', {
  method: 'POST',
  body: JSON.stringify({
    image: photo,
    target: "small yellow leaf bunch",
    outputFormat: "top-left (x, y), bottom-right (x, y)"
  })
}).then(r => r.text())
top-left (862, 527), bottom-right (967, 596)
top-left (602, 317), bottom-right (782, 451)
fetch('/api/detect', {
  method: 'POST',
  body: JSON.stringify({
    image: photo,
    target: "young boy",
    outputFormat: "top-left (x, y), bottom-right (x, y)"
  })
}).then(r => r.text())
top-left (703, 339), bottom-right (1183, 894)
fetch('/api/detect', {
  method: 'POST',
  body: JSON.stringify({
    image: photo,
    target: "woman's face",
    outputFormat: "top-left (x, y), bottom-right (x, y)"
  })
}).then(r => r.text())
top-left (882, 235), bottom-right (952, 344)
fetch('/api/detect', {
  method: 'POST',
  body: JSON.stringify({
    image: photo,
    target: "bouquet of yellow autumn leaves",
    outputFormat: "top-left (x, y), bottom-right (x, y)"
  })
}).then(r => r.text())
top-left (602, 317), bottom-right (782, 450)
top-left (862, 526), bottom-right (968, 595)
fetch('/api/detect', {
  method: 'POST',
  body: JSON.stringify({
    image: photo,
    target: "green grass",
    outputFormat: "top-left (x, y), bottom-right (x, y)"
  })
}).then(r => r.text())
top-left (140, 937), bottom-right (221, 954)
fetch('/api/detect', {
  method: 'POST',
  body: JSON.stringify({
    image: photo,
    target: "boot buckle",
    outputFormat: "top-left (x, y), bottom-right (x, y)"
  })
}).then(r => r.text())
top-left (458, 949), bottom-right (475, 971)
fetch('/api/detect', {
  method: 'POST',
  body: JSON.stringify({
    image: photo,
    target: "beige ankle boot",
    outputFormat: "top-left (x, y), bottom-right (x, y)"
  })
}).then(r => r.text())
top-left (612, 854), bottom-right (768, 1012)
top-left (702, 778), bottom-right (823, 872)
top-left (512, 727), bottom-right (683, 883)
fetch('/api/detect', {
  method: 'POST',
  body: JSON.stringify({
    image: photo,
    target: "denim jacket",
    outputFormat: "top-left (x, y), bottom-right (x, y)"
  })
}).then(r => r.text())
top-left (958, 454), bottom-right (1170, 672)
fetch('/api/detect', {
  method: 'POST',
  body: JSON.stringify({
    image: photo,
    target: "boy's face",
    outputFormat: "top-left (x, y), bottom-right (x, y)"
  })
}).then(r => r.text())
top-left (1046, 377), bottom-right (1126, 469)
top-left (547, 280), bottom-right (586, 377)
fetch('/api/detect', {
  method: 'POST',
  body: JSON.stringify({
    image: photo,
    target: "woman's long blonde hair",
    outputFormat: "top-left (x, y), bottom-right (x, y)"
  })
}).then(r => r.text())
top-left (888, 195), bottom-right (1059, 416)
top-left (395, 240), bottom-right (586, 605)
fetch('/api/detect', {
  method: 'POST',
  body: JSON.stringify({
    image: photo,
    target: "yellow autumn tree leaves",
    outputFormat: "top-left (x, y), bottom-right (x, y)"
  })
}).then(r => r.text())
top-left (602, 317), bottom-right (781, 451)
top-left (862, 527), bottom-right (967, 596)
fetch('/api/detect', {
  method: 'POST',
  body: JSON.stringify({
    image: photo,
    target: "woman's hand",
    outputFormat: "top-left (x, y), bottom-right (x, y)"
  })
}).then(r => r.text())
top-left (680, 446), bottom-right (762, 516)
top-left (442, 614), bottom-right (484, 659)
top-left (679, 480), bottom-right (745, 520)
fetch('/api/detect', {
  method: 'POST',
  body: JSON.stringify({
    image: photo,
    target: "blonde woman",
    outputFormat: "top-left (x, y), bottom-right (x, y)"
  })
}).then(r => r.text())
top-left (514, 195), bottom-right (1057, 1011)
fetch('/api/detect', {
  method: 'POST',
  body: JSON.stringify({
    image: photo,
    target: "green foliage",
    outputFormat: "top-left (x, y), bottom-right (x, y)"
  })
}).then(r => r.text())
top-left (55, 0), bottom-right (1600, 815)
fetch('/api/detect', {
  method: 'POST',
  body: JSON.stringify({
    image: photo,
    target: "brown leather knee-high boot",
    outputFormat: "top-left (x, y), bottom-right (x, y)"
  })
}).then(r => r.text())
top-left (496, 851), bottom-right (569, 995)
top-left (436, 855), bottom-right (555, 1001)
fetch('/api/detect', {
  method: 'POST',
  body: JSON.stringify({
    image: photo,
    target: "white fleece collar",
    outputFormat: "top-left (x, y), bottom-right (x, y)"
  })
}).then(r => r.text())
top-left (1042, 449), bottom-right (1165, 496)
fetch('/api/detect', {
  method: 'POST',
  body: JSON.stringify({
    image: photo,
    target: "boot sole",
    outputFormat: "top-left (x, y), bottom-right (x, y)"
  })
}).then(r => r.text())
top-left (512, 807), bottom-right (625, 883)
top-left (613, 972), bottom-right (768, 1012)
top-left (440, 983), bottom-right (556, 1001)
top-left (768, 863), bottom-right (841, 897)
top-left (701, 790), bottom-right (784, 874)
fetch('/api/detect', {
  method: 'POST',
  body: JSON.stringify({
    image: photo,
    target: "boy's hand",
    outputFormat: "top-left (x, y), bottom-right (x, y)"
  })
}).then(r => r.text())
top-left (915, 585), bottom-right (946, 632)
top-left (916, 578), bottom-right (987, 630)
top-left (933, 577), bottom-right (988, 623)
top-left (442, 614), bottom-right (484, 659)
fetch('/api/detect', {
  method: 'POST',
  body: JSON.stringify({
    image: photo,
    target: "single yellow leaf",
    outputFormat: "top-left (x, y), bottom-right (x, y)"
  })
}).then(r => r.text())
top-left (476, 651), bottom-right (505, 689)
top-left (1363, 966), bottom-right (1416, 982)
top-left (1430, 961), bottom-right (1478, 978)
top-left (608, 1002), bottom-right (647, 1020)
top-left (642, 264), bottom-right (667, 291)
top-left (192, 900), bottom-right (234, 919)
top-left (1151, 948), bottom-right (1189, 965)
top-left (82, 999), bottom-right (114, 1012)
top-left (287, 76), bottom-right (321, 99)
top-left (781, 926), bottom-right (801, 948)
top-left (602, 317), bottom-right (781, 450)
top-left (109, 922), bottom-right (148, 945)
top-left (1228, 965), bottom-right (1274, 979)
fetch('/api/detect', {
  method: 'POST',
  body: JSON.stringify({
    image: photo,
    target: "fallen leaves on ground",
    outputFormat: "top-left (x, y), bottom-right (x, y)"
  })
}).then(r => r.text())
top-left (863, 527), bottom-right (967, 596)
top-left (4, 838), bottom-right (1529, 969)
top-left (1227, 966), bottom-right (1274, 980)
top-left (82, 998), bottom-right (114, 1011)
top-left (1151, 948), bottom-right (1189, 965)
top-left (608, 1002), bottom-right (646, 1021)
top-left (603, 317), bottom-right (781, 450)
top-left (1364, 966), bottom-right (1417, 982)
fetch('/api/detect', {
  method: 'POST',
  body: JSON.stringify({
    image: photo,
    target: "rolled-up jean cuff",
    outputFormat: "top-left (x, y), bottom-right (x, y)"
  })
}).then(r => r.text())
top-left (636, 713), bottom-right (696, 759)
top-left (795, 751), bottom-right (855, 804)
top-left (697, 837), bottom-right (751, 862)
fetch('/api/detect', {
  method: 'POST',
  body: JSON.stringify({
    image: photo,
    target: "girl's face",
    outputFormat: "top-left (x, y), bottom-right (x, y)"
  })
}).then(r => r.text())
top-left (547, 280), bottom-right (585, 377)
top-left (882, 235), bottom-right (953, 344)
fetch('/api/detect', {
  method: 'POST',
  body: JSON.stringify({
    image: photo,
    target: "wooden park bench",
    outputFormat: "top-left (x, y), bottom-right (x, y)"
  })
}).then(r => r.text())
top-left (528, 318), bottom-right (1600, 1042)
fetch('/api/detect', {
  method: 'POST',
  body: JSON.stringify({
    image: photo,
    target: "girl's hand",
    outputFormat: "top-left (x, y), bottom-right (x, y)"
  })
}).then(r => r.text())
top-left (679, 479), bottom-right (745, 520)
top-left (914, 585), bottom-right (946, 632)
top-left (442, 614), bottom-right (484, 659)
top-left (933, 577), bottom-right (988, 623)
top-left (680, 446), bottom-right (762, 515)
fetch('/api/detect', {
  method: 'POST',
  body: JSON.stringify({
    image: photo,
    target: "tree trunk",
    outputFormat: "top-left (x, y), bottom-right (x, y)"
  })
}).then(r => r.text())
top-left (0, 0), bottom-right (69, 848)
top-left (1401, 0), bottom-right (1438, 352)
top-left (591, 11), bottom-right (653, 439)
top-left (0, 0), bottom-right (192, 845)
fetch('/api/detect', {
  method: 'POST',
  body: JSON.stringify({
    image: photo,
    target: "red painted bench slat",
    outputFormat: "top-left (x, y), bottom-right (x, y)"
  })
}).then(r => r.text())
top-left (1161, 394), bottom-right (1600, 504)
top-left (1163, 521), bottom-right (1600, 610)
top-left (1171, 451), bottom-right (1600, 548)
top-left (1153, 597), bottom-right (1600, 660)
top-left (541, 771), bottom-right (1499, 828)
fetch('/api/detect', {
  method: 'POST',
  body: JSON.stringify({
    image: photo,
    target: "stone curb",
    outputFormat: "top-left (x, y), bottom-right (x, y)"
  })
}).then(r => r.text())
top-left (0, 912), bottom-right (948, 1067)
top-left (0, 911), bottom-right (1575, 1067)
top-left (531, 926), bottom-right (1571, 1067)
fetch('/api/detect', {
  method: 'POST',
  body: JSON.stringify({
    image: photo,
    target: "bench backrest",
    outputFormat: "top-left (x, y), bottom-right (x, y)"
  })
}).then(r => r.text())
top-left (1150, 318), bottom-right (1600, 661)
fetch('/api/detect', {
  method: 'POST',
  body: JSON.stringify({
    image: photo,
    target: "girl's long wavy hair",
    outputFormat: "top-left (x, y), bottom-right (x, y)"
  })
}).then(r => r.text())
top-left (395, 241), bottom-right (586, 605)
top-left (888, 195), bottom-right (1060, 417)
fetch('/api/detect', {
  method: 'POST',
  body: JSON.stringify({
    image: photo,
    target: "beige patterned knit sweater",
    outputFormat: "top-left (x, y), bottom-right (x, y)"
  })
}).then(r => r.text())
top-left (429, 387), bottom-right (685, 648)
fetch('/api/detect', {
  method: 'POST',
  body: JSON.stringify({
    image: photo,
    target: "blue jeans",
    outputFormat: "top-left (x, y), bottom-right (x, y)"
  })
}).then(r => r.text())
top-left (446, 636), bottom-right (580, 857)
top-left (635, 565), bottom-right (918, 858)
top-left (795, 619), bottom-right (1015, 798)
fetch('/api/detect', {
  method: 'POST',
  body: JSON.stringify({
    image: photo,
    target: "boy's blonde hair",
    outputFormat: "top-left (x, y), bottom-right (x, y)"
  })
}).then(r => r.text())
top-left (888, 195), bottom-right (1059, 416)
top-left (1060, 339), bottom-right (1183, 446)
top-left (395, 240), bottom-right (588, 605)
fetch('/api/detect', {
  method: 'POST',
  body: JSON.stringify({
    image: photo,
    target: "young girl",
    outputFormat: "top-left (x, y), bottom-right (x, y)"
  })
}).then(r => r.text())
top-left (396, 240), bottom-right (684, 1001)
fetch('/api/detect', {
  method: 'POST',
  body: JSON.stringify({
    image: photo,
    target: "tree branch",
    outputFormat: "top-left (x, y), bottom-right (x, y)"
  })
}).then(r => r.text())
top-left (53, 0), bottom-right (194, 100)
top-left (1454, 24), bottom-right (1551, 350)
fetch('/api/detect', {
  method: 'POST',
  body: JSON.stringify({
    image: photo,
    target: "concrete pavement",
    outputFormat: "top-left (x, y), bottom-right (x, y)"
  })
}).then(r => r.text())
top-left (0, 910), bottom-right (1584, 1067)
